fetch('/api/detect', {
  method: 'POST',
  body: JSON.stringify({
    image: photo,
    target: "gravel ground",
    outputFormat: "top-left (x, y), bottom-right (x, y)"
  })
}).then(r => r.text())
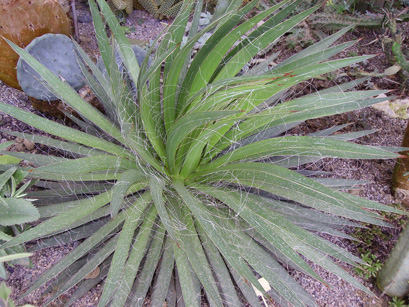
top-left (1, 1), bottom-right (409, 306)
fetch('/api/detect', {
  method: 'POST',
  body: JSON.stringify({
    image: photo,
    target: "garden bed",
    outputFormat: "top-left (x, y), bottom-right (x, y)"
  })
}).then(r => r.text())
top-left (1, 1), bottom-right (409, 306)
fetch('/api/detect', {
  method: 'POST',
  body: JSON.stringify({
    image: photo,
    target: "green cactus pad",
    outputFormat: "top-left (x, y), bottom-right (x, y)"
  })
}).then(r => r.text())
top-left (17, 34), bottom-right (85, 101)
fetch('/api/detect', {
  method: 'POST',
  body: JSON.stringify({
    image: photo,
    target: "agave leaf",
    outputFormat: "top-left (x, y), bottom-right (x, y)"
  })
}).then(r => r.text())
top-left (173, 242), bottom-right (200, 307)
top-left (179, 117), bottom-right (242, 177)
top-left (213, 92), bottom-right (389, 157)
top-left (211, 0), bottom-right (243, 21)
top-left (202, 58), bottom-right (379, 159)
top-left (0, 103), bottom-right (130, 159)
top-left (176, 206), bottom-right (224, 306)
top-left (1, 190), bottom-right (112, 250)
top-left (44, 235), bottom-right (119, 306)
top-left (63, 258), bottom-right (110, 307)
top-left (0, 151), bottom-right (67, 168)
top-left (150, 177), bottom-right (179, 242)
top-left (97, 202), bottom-right (145, 306)
top-left (110, 169), bottom-right (147, 217)
top-left (89, 0), bottom-right (113, 75)
top-left (273, 25), bottom-right (354, 71)
top-left (173, 180), bottom-right (269, 298)
top-left (19, 192), bottom-right (152, 300)
top-left (299, 244), bottom-right (373, 296)
top-left (326, 130), bottom-right (378, 141)
top-left (229, 265), bottom-right (262, 307)
top-left (225, 0), bottom-right (301, 63)
top-left (110, 205), bottom-right (158, 307)
top-left (73, 41), bottom-right (116, 120)
top-left (19, 211), bottom-right (125, 300)
top-left (252, 193), bottom-right (361, 229)
top-left (160, 1), bottom-right (195, 130)
top-left (30, 181), bottom-right (112, 198)
top-left (128, 225), bottom-right (166, 307)
top-left (0, 130), bottom-right (105, 157)
top-left (6, 41), bottom-right (125, 145)
top-left (198, 184), bottom-right (357, 274)
top-left (179, 0), bottom-right (278, 106)
top-left (176, 181), bottom-right (314, 305)
top-left (202, 136), bottom-right (398, 171)
top-left (150, 237), bottom-right (175, 306)
top-left (272, 41), bottom-right (358, 74)
top-left (30, 155), bottom-right (136, 175)
top-left (25, 170), bottom-right (123, 182)
top-left (166, 110), bottom-right (239, 174)
top-left (96, 0), bottom-right (140, 86)
top-left (198, 227), bottom-right (244, 306)
top-left (0, 252), bottom-right (32, 264)
top-left (312, 178), bottom-right (369, 189)
top-left (341, 192), bottom-right (408, 215)
top-left (28, 218), bottom-right (109, 251)
top-left (193, 163), bottom-right (389, 225)
top-left (213, 5), bottom-right (320, 82)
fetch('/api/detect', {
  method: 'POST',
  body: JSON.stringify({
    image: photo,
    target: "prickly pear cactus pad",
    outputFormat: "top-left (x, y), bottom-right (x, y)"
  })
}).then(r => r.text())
top-left (17, 34), bottom-right (85, 101)
top-left (0, 0), bottom-right (71, 90)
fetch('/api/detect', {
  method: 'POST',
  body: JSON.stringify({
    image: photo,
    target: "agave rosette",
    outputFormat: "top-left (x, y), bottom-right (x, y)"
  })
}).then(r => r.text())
top-left (0, 0), bottom-right (405, 306)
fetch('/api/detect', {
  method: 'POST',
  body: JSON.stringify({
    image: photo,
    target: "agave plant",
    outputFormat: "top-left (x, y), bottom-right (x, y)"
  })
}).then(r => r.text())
top-left (0, 0), bottom-right (406, 306)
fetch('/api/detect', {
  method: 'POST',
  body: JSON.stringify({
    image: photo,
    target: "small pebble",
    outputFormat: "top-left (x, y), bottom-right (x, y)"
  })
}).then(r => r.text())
top-left (23, 139), bottom-right (35, 150)
top-left (14, 143), bottom-right (24, 152)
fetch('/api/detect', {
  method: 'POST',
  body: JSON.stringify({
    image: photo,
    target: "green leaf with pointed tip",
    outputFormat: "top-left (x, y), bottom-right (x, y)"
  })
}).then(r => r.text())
top-left (213, 5), bottom-right (320, 82)
top-left (198, 228), bottom-right (242, 306)
top-left (110, 169), bottom-right (147, 217)
top-left (211, 91), bottom-right (388, 159)
top-left (19, 192), bottom-right (152, 301)
top-left (0, 130), bottom-right (105, 157)
top-left (97, 0), bottom-right (140, 86)
top-left (180, 0), bottom-right (283, 106)
top-left (110, 205), bottom-right (158, 307)
top-left (173, 242), bottom-right (200, 307)
top-left (150, 237), bottom-right (175, 306)
top-left (28, 218), bottom-right (109, 251)
top-left (0, 154), bottom-right (20, 165)
top-left (0, 198), bottom-right (39, 226)
top-left (130, 225), bottom-right (166, 307)
top-left (97, 204), bottom-right (143, 307)
top-left (0, 103), bottom-right (130, 159)
top-left (193, 163), bottom-right (388, 226)
top-left (0, 252), bottom-right (32, 263)
top-left (1, 190), bottom-right (111, 250)
top-left (6, 40), bottom-right (124, 144)
top-left (89, 0), bottom-right (113, 78)
top-left (202, 136), bottom-right (398, 171)
top-left (44, 235), bottom-right (119, 306)
top-left (30, 155), bottom-right (136, 175)
top-left (172, 180), bottom-right (268, 298)
top-left (176, 207), bottom-right (224, 306)
top-left (150, 177), bottom-right (179, 242)
top-left (166, 111), bottom-right (238, 174)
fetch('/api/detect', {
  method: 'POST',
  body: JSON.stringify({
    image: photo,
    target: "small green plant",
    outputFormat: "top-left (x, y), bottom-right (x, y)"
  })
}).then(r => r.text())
top-left (326, 0), bottom-right (354, 14)
top-left (0, 0), bottom-right (406, 306)
top-left (354, 251), bottom-right (383, 279)
top-left (0, 282), bottom-right (35, 307)
top-left (389, 296), bottom-right (408, 307)
top-left (0, 142), bottom-right (38, 280)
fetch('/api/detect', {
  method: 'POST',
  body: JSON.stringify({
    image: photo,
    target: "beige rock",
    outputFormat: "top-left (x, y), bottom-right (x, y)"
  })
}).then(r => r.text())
top-left (23, 139), bottom-right (35, 150)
